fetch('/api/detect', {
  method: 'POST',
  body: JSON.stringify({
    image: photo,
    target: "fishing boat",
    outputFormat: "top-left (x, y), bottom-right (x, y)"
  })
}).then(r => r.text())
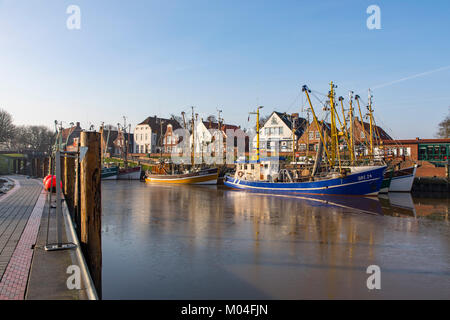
top-left (101, 166), bottom-right (119, 180)
top-left (388, 164), bottom-right (417, 192)
top-left (224, 84), bottom-right (386, 196)
top-left (224, 163), bottom-right (385, 196)
top-left (379, 169), bottom-right (393, 193)
top-left (144, 107), bottom-right (219, 185)
top-left (145, 167), bottom-right (218, 184)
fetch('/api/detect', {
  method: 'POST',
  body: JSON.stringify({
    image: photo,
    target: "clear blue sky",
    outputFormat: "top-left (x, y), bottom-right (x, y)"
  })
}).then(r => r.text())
top-left (0, 0), bottom-right (449, 139)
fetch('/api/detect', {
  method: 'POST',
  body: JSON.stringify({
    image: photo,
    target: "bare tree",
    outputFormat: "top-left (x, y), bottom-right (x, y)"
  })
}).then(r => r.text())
top-left (253, 114), bottom-right (270, 131)
top-left (13, 125), bottom-right (55, 154)
top-left (436, 108), bottom-right (450, 139)
top-left (0, 108), bottom-right (16, 147)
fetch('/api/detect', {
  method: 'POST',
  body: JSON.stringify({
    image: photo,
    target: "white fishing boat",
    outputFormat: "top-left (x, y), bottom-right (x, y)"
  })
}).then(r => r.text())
top-left (388, 164), bottom-right (418, 192)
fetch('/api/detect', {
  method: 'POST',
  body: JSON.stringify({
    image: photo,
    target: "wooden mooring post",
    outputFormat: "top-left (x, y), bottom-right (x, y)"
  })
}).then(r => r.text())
top-left (63, 155), bottom-right (76, 214)
top-left (80, 131), bottom-right (102, 298)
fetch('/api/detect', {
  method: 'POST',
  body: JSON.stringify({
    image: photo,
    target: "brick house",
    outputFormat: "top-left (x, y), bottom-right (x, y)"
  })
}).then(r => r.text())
top-left (378, 138), bottom-right (450, 177)
top-left (297, 121), bottom-right (331, 155)
top-left (163, 123), bottom-right (183, 153)
top-left (297, 118), bottom-right (392, 157)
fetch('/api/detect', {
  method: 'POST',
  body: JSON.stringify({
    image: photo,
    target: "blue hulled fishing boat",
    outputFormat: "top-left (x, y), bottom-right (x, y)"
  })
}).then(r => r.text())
top-left (225, 82), bottom-right (387, 197)
top-left (224, 164), bottom-right (386, 196)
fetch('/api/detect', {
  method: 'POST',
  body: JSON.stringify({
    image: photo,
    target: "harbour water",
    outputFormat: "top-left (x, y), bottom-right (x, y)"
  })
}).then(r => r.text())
top-left (102, 181), bottom-right (450, 299)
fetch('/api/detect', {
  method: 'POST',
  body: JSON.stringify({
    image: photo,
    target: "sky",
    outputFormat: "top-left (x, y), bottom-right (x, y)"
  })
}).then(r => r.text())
top-left (0, 0), bottom-right (449, 139)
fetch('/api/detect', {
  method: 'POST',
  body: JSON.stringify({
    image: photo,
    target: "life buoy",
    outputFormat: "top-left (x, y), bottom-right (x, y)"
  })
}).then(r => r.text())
top-left (237, 171), bottom-right (244, 178)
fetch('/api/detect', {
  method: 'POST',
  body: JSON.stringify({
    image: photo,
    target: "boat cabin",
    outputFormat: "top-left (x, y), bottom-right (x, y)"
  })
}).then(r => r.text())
top-left (234, 157), bottom-right (285, 181)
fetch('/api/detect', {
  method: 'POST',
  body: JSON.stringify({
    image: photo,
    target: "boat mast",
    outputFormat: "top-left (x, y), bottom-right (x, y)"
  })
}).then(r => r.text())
top-left (292, 113), bottom-right (296, 164)
top-left (302, 85), bottom-right (332, 166)
top-left (355, 95), bottom-right (369, 156)
top-left (348, 91), bottom-right (355, 165)
top-left (191, 106), bottom-right (195, 167)
top-left (337, 96), bottom-right (351, 162)
top-left (328, 81), bottom-right (338, 167)
top-left (122, 116), bottom-right (128, 169)
top-left (305, 108), bottom-right (310, 158)
top-left (367, 89), bottom-right (374, 158)
top-left (249, 106), bottom-right (263, 162)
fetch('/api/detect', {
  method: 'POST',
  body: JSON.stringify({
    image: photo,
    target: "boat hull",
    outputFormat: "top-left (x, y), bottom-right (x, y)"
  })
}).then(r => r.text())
top-left (224, 166), bottom-right (386, 196)
top-left (379, 170), bottom-right (393, 194)
top-left (388, 165), bottom-right (417, 192)
top-left (145, 168), bottom-right (218, 185)
top-left (118, 166), bottom-right (141, 180)
top-left (101, 167), bottom-right (119, 180)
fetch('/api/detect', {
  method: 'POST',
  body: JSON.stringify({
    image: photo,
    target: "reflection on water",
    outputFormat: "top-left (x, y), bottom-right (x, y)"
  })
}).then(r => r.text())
top-left (102, 181), bottom-right (450, 299)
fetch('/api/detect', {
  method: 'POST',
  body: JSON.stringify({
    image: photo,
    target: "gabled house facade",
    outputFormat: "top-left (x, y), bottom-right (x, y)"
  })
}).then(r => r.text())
top-left (61, 122), bottom-right (82, 151)
top-left (253, 112), bottom-right (307, 153)
top-left (191, 120), bottom-right (242, 154)
top-left (101, 128), bottom-right (134, 157)
top-left (134, 116), bottom-right (182, 154)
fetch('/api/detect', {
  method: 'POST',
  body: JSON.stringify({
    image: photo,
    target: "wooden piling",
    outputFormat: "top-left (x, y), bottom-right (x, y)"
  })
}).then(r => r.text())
top-left (64, 156), bottom-right (76, 214)
top-left (80, 131), bottom-right (102, 298)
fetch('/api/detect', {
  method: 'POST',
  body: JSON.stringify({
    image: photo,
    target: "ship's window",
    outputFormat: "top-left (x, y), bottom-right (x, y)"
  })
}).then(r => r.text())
top-left (264, 164), bottom-right (268, 169)
top-left (251, 164), bottom-right (255, 170)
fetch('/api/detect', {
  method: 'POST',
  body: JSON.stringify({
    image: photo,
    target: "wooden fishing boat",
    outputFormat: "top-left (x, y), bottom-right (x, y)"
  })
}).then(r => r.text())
top-left (145, 167), bottom-right (218, 184)
top-left (101, 166), bottom-right (119, 180)
top-left (388, 164), bottom-right (417, 192)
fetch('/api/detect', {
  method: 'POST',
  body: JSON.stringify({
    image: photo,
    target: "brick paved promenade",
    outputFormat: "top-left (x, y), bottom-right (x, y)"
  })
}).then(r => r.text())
top-left (0, 176), bottom-right (43, 300)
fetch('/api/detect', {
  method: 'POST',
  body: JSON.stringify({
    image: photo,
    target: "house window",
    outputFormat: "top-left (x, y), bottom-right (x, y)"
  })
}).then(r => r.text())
top-left (308, 131), bottom-right (314, 140)
top-left (279, 127), bottom-right (283, 135)
top-left (315, 131), bottom-right (320, 139)
top-left (299, 144), bottom-right (306, 151)
top-left (361, 132), bottom-right (365, 139)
